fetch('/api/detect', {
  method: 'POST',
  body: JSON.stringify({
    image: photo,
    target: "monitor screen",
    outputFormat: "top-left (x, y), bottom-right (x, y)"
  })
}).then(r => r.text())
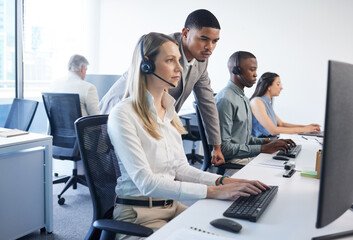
top-left (316, 60), bottom-right (353, 229)
top-left (85, 74), bottom-right (120, 100)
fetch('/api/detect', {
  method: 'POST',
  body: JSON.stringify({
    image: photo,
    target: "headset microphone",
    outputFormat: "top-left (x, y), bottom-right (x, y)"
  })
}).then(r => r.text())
top-left (152, 72), bottom-right (176, 87)
top-left (232, 51), bottom-right (251, 88)
top-left (140, 36), bottom-right (176, 88)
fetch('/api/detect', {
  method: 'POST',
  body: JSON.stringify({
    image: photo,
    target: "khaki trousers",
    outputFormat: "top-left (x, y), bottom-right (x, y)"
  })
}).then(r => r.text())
top-left (113, 197), bottom-right (187, 240)
top-left (224, 157), bottom-right (254, 176)
top-left (228, 157), bottom-right (254, 165)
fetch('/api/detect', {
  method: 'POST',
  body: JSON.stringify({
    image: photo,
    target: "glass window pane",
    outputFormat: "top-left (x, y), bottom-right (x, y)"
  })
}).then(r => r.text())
top-left (23, 0), bottom-right (87, 100)
top-left (22, 0), bottom-right (88, 133)
top-left (0, 0), bottom-right (16, 126)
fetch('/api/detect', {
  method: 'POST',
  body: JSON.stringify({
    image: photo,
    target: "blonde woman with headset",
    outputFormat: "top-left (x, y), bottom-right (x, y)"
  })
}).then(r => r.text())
top-left (107, 32), bottom-right (269, 238)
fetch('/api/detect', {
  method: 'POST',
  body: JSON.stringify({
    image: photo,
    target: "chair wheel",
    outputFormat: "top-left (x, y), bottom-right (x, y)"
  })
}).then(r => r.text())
top-left (40, 227), bottom-right (46, 233)
top-left (58, 197), bottom-right (65, 205)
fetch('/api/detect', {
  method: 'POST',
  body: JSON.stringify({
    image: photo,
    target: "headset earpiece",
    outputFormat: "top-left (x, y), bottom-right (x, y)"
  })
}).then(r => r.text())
top-left (232, 65), bottom-right (241, 75)
top-left (232, 51), bottom-right (241, 75)
top-left (140, 37), bottom-right (155, 74)
top-left (232, 51), bottom-right (251, 88)
top-left (138, 35), bottom-right (176, 88)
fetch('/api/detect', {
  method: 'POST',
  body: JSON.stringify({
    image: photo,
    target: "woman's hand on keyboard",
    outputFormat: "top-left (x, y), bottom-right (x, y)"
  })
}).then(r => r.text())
top-left (301, 124), bottom-right (321, 133)
top-left (206, 179), bottom-right (270, 200)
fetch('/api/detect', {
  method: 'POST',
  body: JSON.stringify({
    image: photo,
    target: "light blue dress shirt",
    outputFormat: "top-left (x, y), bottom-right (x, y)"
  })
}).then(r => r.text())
top-left (215, 81), bottom-right (264, 161)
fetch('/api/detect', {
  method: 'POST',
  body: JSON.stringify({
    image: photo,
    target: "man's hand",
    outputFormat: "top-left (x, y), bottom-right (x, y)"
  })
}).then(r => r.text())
top-left (261, 139), bottom-right (296, 154)
top-left (211, 145), bottom-right (225, 166)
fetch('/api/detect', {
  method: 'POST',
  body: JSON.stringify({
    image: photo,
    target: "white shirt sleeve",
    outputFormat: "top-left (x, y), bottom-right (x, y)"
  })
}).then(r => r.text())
top-left (85, 85), bottom-right (101, 115)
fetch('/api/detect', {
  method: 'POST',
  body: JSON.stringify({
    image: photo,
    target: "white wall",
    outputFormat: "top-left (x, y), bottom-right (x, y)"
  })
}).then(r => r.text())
top-left (95, 0), bottom-right (353, 126)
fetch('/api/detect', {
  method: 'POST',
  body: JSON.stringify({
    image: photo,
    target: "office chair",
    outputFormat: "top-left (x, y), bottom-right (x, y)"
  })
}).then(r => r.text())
top-left (194, 103), bottom-right (244, 175)
top-left (75, 115), bottom-right (153, 240)
top-left (4, 98), bottom-right (39, 131)
top-left (42, 92), bottom-right (87, 205)
top-left (180, 114), bottom-right (203, 165)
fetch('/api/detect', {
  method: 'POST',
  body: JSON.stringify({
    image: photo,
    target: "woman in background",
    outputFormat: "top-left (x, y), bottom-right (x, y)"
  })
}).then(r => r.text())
top-left (108, 32), bottom-right (269, 238)
top-left (250, 72), bottom-right (320, 137)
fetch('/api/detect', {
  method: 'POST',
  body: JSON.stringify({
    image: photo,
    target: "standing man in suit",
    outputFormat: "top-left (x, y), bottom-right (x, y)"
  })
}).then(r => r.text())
top-left (100, 9), bottom-right (225, 165)
top-left (51, 54), bottom-right (100, 116)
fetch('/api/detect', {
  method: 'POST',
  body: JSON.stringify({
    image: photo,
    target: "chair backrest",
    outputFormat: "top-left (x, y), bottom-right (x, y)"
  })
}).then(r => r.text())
top-left (75, 115), bottom-right (120, 240)
top-left (4, 98), bottom-right (39, 131)
top-left (194, 103), bottom-right (213, 171)
top-left (194, 103), bottom-right (244, 174)
top-left (42, 92), bottom-right (82, 160)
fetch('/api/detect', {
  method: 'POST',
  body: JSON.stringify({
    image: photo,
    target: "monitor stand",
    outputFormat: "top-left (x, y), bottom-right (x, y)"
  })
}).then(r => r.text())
top-left (312, 230), bottom-right (353, 240)
top-left (313, 204), bottom-right (353, 239)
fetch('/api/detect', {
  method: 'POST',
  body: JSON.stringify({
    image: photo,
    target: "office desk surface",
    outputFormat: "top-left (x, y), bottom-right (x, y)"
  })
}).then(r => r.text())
top-left (147, 135), bottom-right (353, 240)
top-left (0, 130), bottom-right (52, 149)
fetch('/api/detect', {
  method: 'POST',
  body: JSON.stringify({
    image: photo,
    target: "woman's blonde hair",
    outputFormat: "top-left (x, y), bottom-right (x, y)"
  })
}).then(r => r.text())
top-left (124, 32), bottom-right (186, 139)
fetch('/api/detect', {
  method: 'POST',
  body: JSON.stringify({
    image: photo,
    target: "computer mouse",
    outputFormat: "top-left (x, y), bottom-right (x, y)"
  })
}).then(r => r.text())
top-left (273, 155), bottom-right (290, 161)
top-left (210, 218), bottom-right (242, 233)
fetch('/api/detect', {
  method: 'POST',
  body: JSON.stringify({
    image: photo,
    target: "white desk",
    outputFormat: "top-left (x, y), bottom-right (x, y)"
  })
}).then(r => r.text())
top-left (147, 134), bottom-right (353, 240)
top-left (0, 131), bottom-right (53, 240)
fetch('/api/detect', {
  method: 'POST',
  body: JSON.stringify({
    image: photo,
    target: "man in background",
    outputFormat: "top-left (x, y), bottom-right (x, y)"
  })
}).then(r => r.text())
top-left (51, 54), bottom-right (100, 116)
top-left (100, 9), bottom-right (225, 165)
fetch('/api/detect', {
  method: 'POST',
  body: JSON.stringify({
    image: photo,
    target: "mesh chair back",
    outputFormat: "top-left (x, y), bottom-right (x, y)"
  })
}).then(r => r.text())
top-left (42, 93), bottom-right (82, 160)
top-left (195, 103), bottom-right (244, 173)
top-left (4, 98), bottom-right (39, 131)
top-left (75, 115), bottom-right (120, 240)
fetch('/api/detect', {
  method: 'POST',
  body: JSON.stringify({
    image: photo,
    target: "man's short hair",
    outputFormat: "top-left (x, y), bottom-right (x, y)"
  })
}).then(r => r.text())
top-left (228, 51), bottom-right (256, 70)
top-left (237, 51), bottom-right (256, 64)
top-left (184, 9), bottom-right (221, 30)
top-left (68, 54), bottom-right (89, 72)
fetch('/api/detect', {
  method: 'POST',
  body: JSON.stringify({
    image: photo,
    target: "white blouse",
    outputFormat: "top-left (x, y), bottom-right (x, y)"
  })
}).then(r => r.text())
top-left (108, 91), bottom-right (220, 200)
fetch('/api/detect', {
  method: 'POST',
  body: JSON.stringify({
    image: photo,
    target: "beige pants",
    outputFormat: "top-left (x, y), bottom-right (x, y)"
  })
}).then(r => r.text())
top-left (228, 157), bottom-right (253, 165)
top-left (113, 197), bottom-right (187, 240)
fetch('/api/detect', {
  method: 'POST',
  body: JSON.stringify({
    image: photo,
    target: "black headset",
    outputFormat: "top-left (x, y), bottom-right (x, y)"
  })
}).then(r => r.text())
top-left (231, 51), bottom-right (251, 87)
top-left (140, 36), bottom-right (155, 74)
top-left (232, 51), bottom-right (241, 75)
top-left (139, 35), bottom-right (176, 87)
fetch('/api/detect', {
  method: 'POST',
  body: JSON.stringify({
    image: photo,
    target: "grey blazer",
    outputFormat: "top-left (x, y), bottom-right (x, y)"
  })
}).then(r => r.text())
top-left (99, 32), bottom-right (221, 145)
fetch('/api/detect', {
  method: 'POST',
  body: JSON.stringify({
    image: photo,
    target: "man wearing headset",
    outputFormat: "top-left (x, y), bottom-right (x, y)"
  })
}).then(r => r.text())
top-left (100, 9), bottom-right (225, 165)
top-left (215, 51), bottom-right (295, 167)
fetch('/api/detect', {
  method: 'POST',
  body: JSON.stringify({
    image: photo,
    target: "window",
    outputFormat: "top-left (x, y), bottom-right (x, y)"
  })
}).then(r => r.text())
top-left (0, 0), bottom-right (15, 125)
top-left (23, 0), bottom-right (89, 99)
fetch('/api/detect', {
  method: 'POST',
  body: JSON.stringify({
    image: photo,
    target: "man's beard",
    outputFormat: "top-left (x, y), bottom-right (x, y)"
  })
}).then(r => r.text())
top-left (195, 58), bottom-right (205, 62)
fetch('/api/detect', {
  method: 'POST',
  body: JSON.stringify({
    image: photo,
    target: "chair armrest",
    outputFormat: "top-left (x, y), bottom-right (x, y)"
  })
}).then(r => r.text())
top-left (93, 219), bottom-right (153, 237)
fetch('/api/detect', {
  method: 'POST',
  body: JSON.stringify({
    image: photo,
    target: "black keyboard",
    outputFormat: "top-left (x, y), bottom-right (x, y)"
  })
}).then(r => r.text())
top-left (298, 131), bottom-right (324, 137)
top-left (277, 144), bottom-right (302, 158)
top-left (223, 186), bottom-right (278, 222)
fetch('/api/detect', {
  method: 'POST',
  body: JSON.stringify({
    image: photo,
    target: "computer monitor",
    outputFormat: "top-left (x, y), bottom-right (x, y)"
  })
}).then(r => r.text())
top-left (85, 74), bottom-right (120, 100)
top-left (314, 60), bottom-right (353, 239)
